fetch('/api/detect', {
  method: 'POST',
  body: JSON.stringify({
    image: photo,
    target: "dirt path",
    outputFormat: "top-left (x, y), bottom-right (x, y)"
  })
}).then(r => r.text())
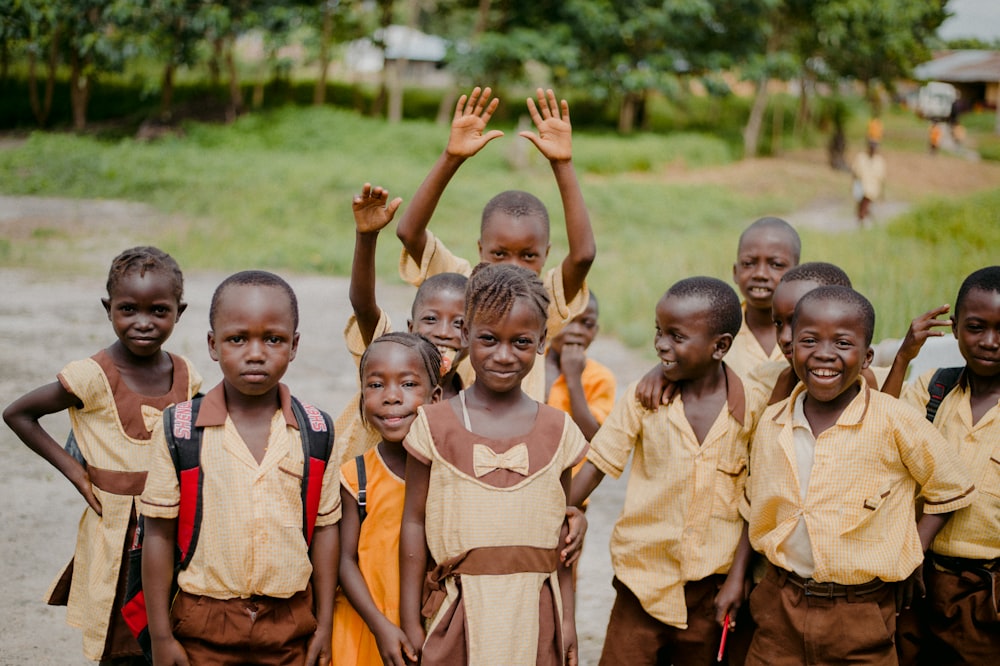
top-left (0, 196), bottom-right (641, 664)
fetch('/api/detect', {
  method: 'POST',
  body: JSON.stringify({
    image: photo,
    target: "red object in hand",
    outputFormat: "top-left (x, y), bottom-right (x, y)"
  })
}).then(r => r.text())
top-left (717, 613), bottom-right (730, 662)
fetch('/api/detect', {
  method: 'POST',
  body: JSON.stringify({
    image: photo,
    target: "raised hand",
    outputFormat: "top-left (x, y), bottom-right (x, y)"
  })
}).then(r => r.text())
top-left (353, 183), bottom-right (403, 235)
top-left (446, 86), bottom-right (504, 159)
top-left (897, 304), bottom-right (952, 364)
top-left (520, 88), bottom-right (572, 162)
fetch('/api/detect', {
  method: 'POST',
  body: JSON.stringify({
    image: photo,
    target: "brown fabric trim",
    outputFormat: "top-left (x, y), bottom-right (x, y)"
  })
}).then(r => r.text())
top-left (194, 382), bottom-right (298, 429)
top-left (101, 509), bottom-right (142, 659)
top-left (46, 558), bottom-right (74, 606)
top-left (422, 546), bottom-right (560, 620)
top-left (88, 466), bottom-right (148, 496)
top-left (768, 366), bottom-right (798, 406)
top-left (92, 350), bottom-right (191, 440)
top-left (424, 400), bottom-right (565, 488)
top-left (924, 485), bottom-right (977, 506)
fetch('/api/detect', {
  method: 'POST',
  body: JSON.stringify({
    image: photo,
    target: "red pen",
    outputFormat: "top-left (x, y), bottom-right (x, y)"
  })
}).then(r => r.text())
top-left (717, 613), bottom-right (731, 662)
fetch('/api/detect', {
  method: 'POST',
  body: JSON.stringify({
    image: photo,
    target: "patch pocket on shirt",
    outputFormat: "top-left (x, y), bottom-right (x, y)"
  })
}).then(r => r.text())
top-left (712, 459), bottom-right (746, 521)
top-left (840, 484), bottom-right (892, 540)
top-left (981, 454), bottom-right (1000, 500)
top-left (277, 461), bottom-right (305, 527)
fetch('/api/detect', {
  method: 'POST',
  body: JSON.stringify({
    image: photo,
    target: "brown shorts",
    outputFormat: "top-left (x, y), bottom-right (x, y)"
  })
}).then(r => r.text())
top-left (170, 586), bottom-right (317, 665)
top-left (598, 575), bottom-right (725, 666)
top-left (921, 557), bottom-right (1000, 665)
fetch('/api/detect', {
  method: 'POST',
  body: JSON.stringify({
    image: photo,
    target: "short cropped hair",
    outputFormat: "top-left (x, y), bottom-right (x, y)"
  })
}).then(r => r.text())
top-left (107, 246), bottom-right (184, 302)
top-left (209, 270), bottom-right (299, 329)
top-left (738, 216), bottom-right (801, 263)
top-left (665, 276), bottom-right (743, 338)
top-left (465, 263), bottom-right (550, 328)
top-left (780, 262), bottom-right (852, 288)
top-left (955, 266), bottom-right (1000, 318)
top-left (481, 190), bottom-right (550, 236)
top-left (794, 286), bottom-right (875, 346)
top-left (359, 332), bottom-right (442, 388)
top-left (412, 272), bottom-right (468, 318)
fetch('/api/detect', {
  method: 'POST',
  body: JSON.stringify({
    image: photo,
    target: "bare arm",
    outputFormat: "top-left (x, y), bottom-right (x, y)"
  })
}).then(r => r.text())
top-left (714, 523), bottom-right (752, 626)
top-left (558, 468), bottom-right (578, 666)
top-left (305, 523), bottom-right (339, 666)
top-left (349, 183), bottom-right (402, 345)
top-left (519, 89), bottom-right (596, 303)
top-left (339, 488), bottom-right (416, 666)
top-left (395, 87), bottom-right (504, 265)
top-left (399, 455), bottom-right (432, 661)
top-left (3, 381), bottom-right (101, 515)
top-left (881, 305), bottom-right (952, 397)
top-left (569, 460), bottom-right (605, 508)
top-left (635, 364), bottom-right (669, 412)
top-left (143, 516), bottom-right (189, 666)
top-left (557, 344), bottom-right (601, 440)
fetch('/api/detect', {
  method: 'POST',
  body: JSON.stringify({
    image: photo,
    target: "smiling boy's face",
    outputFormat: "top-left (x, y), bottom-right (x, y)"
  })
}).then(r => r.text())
top-left (791, 297), bottom-right (873, 406)
top-left (733, 226), bottom-right (798, 312)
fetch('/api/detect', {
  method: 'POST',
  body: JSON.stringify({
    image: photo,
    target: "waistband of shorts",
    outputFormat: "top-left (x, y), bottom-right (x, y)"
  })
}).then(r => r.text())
top-left (770, 565), bottom-right (886, 599)
top-left (929, 551), bottom-right (1000, 575)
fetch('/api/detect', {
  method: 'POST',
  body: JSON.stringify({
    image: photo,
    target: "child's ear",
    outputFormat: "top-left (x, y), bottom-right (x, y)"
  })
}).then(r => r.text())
top-left (862, 345), bottom-right (874, 370)
top-left (537, 328), bottom-right (548, 355)
top-left (713, 333), bottom-right (734, 360)
top-left (289, 332), bottom-right (300, 361)
top-left (207, 331), bottom-right (219, 361)
top-left (461, 323), bottom-right (471, 348)
top-left (101, 297), bottom-right (111, 318)
top-left (430, 385), bottom-right (444, 404)
top-left (407, 319), bottom-right (414, 332)
top-left (176, 301), bottom-right (188, 320)
top-left (477, 239), bottom-right (484, 260)
top-left (544, 243), bottom-right (551, 261)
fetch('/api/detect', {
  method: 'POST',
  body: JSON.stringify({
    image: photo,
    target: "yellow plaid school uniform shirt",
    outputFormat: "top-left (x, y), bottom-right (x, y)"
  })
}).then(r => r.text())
top-left (398, 230), bottom-right (589, 402)
top-left (742, 379), bottom-right (975, 584)
top-left (140, 383), bottom-right (341, 599)
top-left (587, 367), bottom-right (752, 629)
top-left (724, 304), bottom-right (785, 380)
top-left (903, 368), bottom-right (1000, 560)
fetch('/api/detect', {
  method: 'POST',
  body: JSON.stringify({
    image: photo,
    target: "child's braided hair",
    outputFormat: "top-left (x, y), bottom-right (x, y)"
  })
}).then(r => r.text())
top-left (106, 246), bottom-right (184, 302)
top-left (465, 263), bottom-right (550, 328)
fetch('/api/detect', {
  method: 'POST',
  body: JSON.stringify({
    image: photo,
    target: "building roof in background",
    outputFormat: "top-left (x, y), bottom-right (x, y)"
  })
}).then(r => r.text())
top-left (914, 50), bottom-right (1000, 83)
top-left (344, 25), bottom-right (448, 73)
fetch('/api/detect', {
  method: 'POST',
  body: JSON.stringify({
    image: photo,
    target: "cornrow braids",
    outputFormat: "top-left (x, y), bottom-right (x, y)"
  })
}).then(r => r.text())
top-left (106, 246), bottom-right (184, 302)
top-left (209, 270), bottom-right (299, 329)
top-left (465, 263), bottom-right (549, 328)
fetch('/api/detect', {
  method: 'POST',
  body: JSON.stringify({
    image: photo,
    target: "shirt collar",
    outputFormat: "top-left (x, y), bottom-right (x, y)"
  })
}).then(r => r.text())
top-left (774, 375), bottom-right (871, 426)
top-left (195, 382), bottom-right (298, 429)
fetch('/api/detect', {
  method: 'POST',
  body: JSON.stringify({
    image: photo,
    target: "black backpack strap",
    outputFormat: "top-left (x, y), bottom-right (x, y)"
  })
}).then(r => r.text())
top-left (355, 455), bottom-right (368, 525)
top-left (290, 396), bottom-right (335, 546)
top-left (926, 366), bottom-right (964, 423)
top-left (163, 397), bottom-right (206, 569)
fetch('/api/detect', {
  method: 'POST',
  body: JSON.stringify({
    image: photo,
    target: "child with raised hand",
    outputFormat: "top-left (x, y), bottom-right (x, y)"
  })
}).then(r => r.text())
top-left (571, 277), bottom-right (754, 665)
top-left (336, 183), bottom-right (469, 465)
top-left (394, 86), bottom-right (596, 401)
top-left (333, 332), bottom-right (443, 666)
top-left (741, 286), bottom-right (974, 665)
top-left (399, 263), bottom-right (589, 665)
top-left (140, 270), bottom-right (339, 665)
top-left (635, 217), bottom-right (799, 410)
top-left (3, 247), bottom-right (202, 664)
top-left (891, 266), bottom-right (1000, 664)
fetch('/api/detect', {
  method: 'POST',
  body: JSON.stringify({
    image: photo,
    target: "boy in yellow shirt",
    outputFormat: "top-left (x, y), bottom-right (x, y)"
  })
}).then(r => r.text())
top-left (742, 286), bottom-right (975, 665)
top-left (571, 277), bottom-right (752, 665)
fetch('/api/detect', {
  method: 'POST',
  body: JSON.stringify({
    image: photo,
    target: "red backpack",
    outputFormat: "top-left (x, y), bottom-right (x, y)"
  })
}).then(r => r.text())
top-left (120, 395), bottom-right (334, 661)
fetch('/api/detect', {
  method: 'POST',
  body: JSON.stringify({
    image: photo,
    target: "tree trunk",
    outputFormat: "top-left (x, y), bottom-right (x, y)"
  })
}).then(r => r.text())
top-left (209, 37), bottom-right (223, 86)
top-left (743, 75), bottom-right (768, 158)
top-left (224, 37), bottom-right (243, 121)
top-left (771, 94), bottom-right (783, 155)
top-left (28, 51), bottom-right (43, 126)
top-left (474, 0), bottom-right (491, 34)
top-left (69, 50), bottom-right (90, 131)
top-left (0, 38), bottom-right (9, 84)
top-left (386, 59), bottom-right (403, 123)
top-left (313, 0), bottom-right (333, 105)
top-left (161, 61), bottom-right (175, 118)
top-left (618, 92), bottom-right (637, 134)
top-left (794, 72), bottom-right (811, 141)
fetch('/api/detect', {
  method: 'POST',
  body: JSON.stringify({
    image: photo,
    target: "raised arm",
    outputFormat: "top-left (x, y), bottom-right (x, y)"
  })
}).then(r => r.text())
top-left (350, 183), bottom-right (402, 345)
top-left (399, 455), bottom-right (432, 662)
top-left (519, 89), bottom-right (596, 304)
top-left (3, 382), bottom-right (102, 515)
top-left (880, 304), bottom-right (951, 397)
top-left (395, 87), bottom-right (504, 265)
top-left (557, 344), bottom-right (601, 440)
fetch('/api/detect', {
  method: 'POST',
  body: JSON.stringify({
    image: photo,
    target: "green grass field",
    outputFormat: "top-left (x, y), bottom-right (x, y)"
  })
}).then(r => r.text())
top-left (2, 104), bottom-right (998, 349)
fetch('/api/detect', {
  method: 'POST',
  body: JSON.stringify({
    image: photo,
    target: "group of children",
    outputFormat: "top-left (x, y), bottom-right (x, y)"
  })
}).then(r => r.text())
top-left (3, 84), bottom-right (997, 666)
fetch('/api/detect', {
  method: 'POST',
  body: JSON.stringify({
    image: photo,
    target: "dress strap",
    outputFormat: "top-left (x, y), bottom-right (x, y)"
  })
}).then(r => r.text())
top-left (458, 390), bottom-right (473, 431)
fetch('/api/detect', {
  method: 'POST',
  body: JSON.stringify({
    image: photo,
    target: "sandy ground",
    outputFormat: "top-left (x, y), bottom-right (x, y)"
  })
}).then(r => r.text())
top-left (0, 196), bottom-right (645, 665)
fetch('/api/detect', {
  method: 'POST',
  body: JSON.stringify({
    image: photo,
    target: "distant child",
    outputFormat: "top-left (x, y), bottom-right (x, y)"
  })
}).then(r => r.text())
top-left (335, 184), bottom-right (469, 465)
top-left (888, 266), bottom-right (1000, 664)
top-left (545, 291), bottom-right (616, 441)
top-left (140, 271), bottom-right (340, 665)
top-left (635, 216), bottom-right (799, 409)
top-left (399, 263), bottom-right (589, 665)
top-left (394, 86), bottom-right (597, 401)
top-left (571, 277), bottom-right (753, 665)
top-left (333, 332), bottom-right (443, 666)
top-left (3, 246), bottom-right (201, 664)
top-left (741, 286), bottom-right (975, 665)
top-left (852, 140), bottom-right (886, 225)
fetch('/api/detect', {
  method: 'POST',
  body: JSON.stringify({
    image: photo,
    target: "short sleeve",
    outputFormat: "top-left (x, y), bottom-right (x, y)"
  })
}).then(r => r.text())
top-left (57, 358), bottom-right (106, 414)
top-left (344, 308), bottom-right (392, 369)
top-left (542, 267), bottom-right (589, 341)
top-left (138, 415), bottom-right (181, 519)
top-left (184, 357), bottom-right (203, 397)
top-left (398, 231), bottom-right (472, 287)
top-left (340, 457), bottom-right (361, 501)
top-left (559, 414), bottom-right (590, 470)
top-left (402, 407), bottom-right (434, 465)
top-left (315, 446), bottom-right (343, 527)
top-left (587, 382), bottom-right (644, 479)
top-left (900, 369), bottom-right (934, 413)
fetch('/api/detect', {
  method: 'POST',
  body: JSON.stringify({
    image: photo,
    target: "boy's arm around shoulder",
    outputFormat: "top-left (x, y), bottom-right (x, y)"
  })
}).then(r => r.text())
top-left (3, 381), bottom-right (102, 515)
top-left (573, 382), bottom-right (645, 504)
